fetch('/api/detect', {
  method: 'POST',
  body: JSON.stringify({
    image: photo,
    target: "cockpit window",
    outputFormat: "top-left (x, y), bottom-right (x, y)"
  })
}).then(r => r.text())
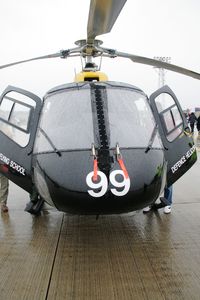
top-left (155, 93), bottom-right (183, 142)
top-left (34, 86), bottom-right (162, 153)
top-left (107, 88), bottom-right (162, 148)
top-left (34, 89), bottom-right (94, 152)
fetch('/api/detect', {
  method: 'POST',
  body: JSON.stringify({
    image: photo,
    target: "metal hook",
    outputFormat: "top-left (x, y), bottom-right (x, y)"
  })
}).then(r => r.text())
top-left (91, 143), bottom-right (97, 159)
top-left (116, 143), bottom-right (121, 159)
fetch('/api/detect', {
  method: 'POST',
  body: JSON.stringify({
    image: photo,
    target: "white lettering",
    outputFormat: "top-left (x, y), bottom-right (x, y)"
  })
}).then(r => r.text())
top-left (171, 156), bottom-right (186, 173)
top-left (171, 145), bottom-right (196, 174)
top-left (185, 145), bottom-right (196, 159)
top-left (0, 152), bottom-right (26, 176)
top-left (10, 160), bottom-right (26, 176)
top-left (0, 153), bottom-right (10, 165)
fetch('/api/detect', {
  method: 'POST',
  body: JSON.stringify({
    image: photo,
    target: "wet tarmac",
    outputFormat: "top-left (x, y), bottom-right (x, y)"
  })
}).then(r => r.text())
top-left (0, 145), bottom-right (200, 299)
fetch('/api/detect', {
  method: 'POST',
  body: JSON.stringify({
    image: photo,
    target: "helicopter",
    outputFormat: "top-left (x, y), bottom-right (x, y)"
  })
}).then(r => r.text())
top-left (0, 0), bottom-right (199, 215)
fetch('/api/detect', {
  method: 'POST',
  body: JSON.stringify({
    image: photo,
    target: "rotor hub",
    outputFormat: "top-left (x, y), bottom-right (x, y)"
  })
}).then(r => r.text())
top-left (74, 39), bottom-right (104, 58)
top-left (75, 39), bottom-right (103, 47)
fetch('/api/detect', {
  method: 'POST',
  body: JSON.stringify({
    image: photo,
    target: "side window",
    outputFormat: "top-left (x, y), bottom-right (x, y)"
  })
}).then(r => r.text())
top-left (155, 93), bottom-right (183, 142)
top-left (0, 91), bottom-right (35, 147)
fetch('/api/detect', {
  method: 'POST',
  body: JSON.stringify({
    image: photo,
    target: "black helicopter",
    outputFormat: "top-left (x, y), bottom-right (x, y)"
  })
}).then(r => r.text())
top-left (0, 0), bottom-right (199, 215)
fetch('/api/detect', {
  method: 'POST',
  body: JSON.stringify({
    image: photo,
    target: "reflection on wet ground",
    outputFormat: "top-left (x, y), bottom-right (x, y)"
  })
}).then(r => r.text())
top-left (0, 151), bottom-right (200, 299)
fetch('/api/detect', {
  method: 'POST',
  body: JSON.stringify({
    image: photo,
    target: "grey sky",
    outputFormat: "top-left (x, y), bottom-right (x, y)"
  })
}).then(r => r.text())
top-left (0, 0), bottom-right (200, 110)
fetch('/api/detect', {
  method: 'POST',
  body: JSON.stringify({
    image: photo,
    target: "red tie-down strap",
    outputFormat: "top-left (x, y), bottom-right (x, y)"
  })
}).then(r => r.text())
top-left (117, 157), bottom-right (129, 179)
top-left (116, 143), bottom-right (129, 179)
top-left (93, 158), bottom-right (98, 181)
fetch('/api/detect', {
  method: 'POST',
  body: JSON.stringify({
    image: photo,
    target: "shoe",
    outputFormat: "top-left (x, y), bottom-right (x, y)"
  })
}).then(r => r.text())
top-left (1, 203), bottom-right (8, 213)
top-left (164, 206), bottom-right (171, 214)
top-left (25, 198), bottom-right (44, 215)
top-left (152, 202), bottom-right (166, 210)
top-left (143, 206), bottom-right (152, 213)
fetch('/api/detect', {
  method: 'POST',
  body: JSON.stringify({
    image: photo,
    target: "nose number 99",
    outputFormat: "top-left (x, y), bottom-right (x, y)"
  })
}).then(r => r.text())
top-left (86, 170), bottom-right (130, 198)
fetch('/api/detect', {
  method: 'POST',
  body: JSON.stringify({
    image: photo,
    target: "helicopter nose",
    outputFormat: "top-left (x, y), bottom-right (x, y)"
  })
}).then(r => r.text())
top-left (33, 148), bottom-right (165, 214)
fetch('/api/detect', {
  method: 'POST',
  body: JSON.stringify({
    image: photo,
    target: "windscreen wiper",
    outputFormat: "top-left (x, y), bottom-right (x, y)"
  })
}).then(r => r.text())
top-left (145, 125), bottom-right (158, 153)
top-left (39, 127), bottom-right (62, 157)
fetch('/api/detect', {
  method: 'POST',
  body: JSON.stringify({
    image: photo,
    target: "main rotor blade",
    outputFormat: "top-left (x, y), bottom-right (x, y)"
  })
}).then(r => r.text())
top-left (0, 52), bottom-right (62, 70)
top-left (115, 50), bottom-right (200, 81)
top-left (87, 0), bottom-right (127, 43)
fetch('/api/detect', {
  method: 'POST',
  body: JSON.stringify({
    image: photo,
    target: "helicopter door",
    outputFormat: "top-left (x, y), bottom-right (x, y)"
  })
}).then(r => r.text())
top-left (149, 85), bottom-right (197, 186)
top-left (0, 86), bottom-right (42, 193)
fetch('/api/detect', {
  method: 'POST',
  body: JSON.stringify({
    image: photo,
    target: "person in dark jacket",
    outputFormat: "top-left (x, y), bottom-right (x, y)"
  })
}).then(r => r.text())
top-left (196, 115), bottom-right (200, 133)
top-left (188, 112), bottom-right (197, 133)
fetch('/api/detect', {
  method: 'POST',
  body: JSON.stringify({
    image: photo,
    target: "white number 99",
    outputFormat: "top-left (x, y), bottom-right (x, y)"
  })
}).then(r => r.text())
top-left (86, 170), bottom-right (130, 197)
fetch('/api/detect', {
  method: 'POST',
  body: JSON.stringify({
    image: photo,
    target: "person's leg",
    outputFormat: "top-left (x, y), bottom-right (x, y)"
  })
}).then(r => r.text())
top-left (151, 185), bottom-right (172, 212)
top-left (144, 186), bottom-right (173, 214)
top-left (29, 186), bottom-right (39, 203)
top-left (25, 185), bottom-right (44, 215)
top-left (0, 175), bottom-right (9, 212)
top-left (164, 185), bottom-right (173, 206)
top-left (163, 186), bottom-right (172, 214)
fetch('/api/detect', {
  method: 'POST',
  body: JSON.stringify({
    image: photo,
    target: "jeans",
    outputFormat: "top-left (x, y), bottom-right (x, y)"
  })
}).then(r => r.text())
top-left (164, 185), bottom-right (173, 206)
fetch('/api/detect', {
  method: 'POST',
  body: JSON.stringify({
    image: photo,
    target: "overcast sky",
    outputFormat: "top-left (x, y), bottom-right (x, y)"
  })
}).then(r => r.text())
top-left (0, 0), bottom-right (200, 110)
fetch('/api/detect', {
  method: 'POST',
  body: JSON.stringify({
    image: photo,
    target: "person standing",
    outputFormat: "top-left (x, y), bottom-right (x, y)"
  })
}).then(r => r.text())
top-left (0, 174), bottom-right (9, 213)
top-left (188, 112), bottom-right (197, 134)
top-left (196, 115), bottom-right (200, 134)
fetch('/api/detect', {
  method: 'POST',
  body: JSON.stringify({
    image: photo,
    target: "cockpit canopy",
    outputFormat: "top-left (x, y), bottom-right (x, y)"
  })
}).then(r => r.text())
top-left (34, 82), bottom-right (162, 154)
